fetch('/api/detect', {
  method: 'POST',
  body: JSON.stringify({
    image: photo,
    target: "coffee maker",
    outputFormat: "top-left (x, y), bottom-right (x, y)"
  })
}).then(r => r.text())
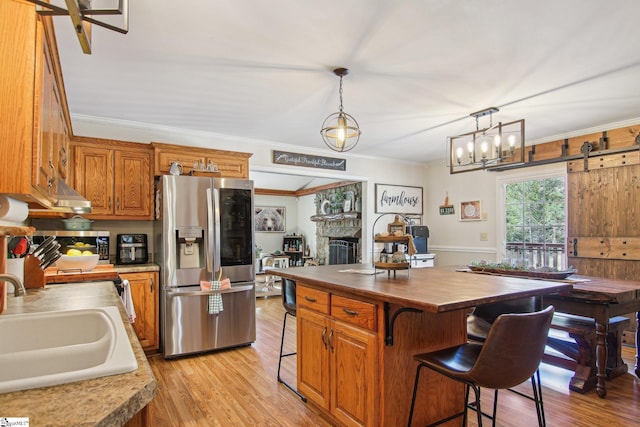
top-left (116, 234), bottom-right (149, 265)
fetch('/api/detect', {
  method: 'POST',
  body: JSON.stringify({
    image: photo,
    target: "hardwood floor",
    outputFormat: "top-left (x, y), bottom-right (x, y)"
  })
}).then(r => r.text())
top-left (147, 298), bottom-right (640, 426)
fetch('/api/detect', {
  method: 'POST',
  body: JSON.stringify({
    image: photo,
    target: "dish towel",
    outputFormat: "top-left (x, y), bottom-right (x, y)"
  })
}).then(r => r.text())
top-left (208, 280), bottom-right (224, 315)
top-left (120, 279), bottom-right (137, 323)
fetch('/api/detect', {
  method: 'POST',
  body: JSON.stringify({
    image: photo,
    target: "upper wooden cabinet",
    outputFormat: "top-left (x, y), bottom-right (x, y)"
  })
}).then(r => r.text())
top-left (152, 142), bottom-right (252, 178)
top-left (1, 2), bottom-right (73, 211)
top-left (72, 138), bottom-right (153, 220)
top-left (32, 23), bottom-right (70, 201)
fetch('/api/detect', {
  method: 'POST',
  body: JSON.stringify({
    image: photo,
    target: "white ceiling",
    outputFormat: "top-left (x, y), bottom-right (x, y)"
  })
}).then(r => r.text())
top-left (52, 0), bottom-right (640, 187)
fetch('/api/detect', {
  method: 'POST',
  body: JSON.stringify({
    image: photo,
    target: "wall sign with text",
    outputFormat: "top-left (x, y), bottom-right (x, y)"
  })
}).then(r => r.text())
top-left (375, 184), bottom-right (423, 215)
top-left (272, 150), bottom-right (346, 171)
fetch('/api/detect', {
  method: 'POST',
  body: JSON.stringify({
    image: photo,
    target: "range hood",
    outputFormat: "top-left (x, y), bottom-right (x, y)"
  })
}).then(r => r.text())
top-left (54, 179), bottom-right (92, 213)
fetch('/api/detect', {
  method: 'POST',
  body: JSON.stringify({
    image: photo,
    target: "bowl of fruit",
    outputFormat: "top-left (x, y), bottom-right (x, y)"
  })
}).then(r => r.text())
top-left (55, 244), bottom-right (100, 271)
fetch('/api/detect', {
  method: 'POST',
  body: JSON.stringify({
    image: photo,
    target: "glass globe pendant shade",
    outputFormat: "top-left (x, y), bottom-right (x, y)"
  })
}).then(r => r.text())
top-left (321, 111), bottom-right (361, 152)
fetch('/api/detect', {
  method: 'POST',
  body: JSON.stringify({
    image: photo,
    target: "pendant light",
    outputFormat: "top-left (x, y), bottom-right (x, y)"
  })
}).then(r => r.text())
top-left (320, 68), bottom-right (361, 152)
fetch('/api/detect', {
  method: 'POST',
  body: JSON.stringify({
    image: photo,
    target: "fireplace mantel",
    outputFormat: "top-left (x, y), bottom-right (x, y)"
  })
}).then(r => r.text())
top-left (311, 212), bottom-right (361, 222)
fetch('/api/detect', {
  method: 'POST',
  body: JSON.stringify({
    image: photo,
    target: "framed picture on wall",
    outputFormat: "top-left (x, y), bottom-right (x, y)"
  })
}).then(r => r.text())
top-left (255, 206), bottom-right (286, 232)
top-left (460, 200), bottom-right (481, 221)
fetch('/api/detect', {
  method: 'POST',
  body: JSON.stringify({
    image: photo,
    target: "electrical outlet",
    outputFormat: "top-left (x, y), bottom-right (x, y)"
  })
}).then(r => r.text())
top-left (480, 232), bottom-right (488, 241)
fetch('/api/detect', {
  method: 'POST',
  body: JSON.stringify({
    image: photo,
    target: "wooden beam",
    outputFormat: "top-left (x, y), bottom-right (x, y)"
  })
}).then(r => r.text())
top-left (256, 180), bottom-right (358, 198)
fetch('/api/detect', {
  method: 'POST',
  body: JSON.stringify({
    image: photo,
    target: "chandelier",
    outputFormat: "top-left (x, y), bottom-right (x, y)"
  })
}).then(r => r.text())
top-left (26, 0), bottom-right (129, 54)
top-left (320, 68), bottom-right (361, 153)
top-left (449, 107), bottom-right (525, 174)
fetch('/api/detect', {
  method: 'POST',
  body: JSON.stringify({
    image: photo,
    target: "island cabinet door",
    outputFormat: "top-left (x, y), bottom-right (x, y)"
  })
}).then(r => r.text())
top-left (330, 319), bottom-right (378, 427)
top-left (297, 307), bottom-right (330, 408)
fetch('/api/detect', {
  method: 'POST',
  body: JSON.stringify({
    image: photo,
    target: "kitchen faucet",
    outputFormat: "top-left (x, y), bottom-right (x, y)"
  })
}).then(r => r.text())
top-left (0, 273), bottom-right (26, 297)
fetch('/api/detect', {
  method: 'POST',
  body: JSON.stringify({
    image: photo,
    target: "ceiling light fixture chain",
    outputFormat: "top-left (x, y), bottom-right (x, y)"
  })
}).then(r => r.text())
top-left (320, 67), bottom-right (361, 153)
top-left (338, 75), bottom-right (344, 113)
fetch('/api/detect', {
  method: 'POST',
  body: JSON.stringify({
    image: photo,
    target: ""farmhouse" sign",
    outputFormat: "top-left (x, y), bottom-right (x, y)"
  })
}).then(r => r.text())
top-left (375, 184), bottom-right (423, 214)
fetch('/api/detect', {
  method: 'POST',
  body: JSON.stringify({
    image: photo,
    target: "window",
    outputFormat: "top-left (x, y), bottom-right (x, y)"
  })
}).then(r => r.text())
top-left (497, 166), bottom-right (567, 269)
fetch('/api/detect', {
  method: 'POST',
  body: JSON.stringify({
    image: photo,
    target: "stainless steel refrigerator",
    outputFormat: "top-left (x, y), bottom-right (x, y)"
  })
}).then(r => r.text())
top-left (155, 175), bottom-right (256, 358)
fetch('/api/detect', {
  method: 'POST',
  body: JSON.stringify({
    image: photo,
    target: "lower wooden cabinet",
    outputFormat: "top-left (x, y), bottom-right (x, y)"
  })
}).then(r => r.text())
top-left (297, 285), bottom-right (378, 427)
top-left (121, 271), bottom-right (159, 353)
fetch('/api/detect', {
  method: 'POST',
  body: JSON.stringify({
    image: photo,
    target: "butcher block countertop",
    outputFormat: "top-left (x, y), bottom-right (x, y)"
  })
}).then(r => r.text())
top-left (274, 264), bottom-right (574, 312)
top-left (0, 282), bottom-right (157, 426)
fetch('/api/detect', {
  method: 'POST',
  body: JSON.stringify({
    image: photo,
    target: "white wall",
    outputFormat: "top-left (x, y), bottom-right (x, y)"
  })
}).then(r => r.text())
top-left (423, 160), bottom-right (499, 266)
top-left (297, 194), bottom-right (317, 257)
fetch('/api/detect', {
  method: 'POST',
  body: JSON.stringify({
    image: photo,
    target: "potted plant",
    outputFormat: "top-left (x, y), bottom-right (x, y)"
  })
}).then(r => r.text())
top-left (332, 191), bottom-right (345, 213)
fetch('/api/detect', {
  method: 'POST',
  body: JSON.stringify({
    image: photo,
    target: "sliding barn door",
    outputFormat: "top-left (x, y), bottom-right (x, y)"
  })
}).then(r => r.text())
top-left (567, 155), bottom-right (640, 345)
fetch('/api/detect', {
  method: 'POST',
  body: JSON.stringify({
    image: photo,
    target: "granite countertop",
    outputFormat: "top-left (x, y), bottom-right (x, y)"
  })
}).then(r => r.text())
top-left (114, 263), bottom-right (160, 274)
top-left (0, 282), bottom-right (157, 426)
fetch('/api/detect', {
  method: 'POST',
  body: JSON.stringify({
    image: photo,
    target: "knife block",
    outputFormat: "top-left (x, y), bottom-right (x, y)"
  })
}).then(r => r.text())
top-left (24, 254), bottom-right (46, 288)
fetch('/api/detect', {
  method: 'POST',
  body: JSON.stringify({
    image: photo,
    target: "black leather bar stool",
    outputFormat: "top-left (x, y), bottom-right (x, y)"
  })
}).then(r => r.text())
top-left (408, 306), bottom-right (554, 427)
top-left (467, 297), bottom-right (547, 426)
top-left (277, 278), bottom-right (306, 401)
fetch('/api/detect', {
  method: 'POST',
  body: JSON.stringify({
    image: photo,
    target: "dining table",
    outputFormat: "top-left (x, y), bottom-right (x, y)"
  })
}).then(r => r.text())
top-left (543, 275), bottom-right (640, 398)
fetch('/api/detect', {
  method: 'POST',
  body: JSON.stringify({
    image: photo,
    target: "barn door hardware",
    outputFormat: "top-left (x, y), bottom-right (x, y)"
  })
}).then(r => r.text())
top-left (581, 141), bottom-right (594, 171)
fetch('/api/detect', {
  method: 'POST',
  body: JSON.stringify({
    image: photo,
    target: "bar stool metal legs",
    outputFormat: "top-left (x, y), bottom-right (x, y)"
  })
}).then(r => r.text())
top-left (277, 310), bottom-right (306, 402)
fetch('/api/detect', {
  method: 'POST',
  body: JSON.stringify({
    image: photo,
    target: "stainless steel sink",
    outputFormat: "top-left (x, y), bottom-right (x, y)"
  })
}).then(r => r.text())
top-left (0, 306), bottom-right (138, 393)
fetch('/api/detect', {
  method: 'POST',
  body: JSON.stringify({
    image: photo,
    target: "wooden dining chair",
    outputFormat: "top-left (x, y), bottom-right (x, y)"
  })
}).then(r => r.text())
top-left (408, 306), bottom-right (555, 427)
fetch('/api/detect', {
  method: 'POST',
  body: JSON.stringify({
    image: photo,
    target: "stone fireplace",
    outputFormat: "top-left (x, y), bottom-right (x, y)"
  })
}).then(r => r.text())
top-left (312, 182), bottom-right (362, 265)
top-left (315, 218), bottom-right (361, 265)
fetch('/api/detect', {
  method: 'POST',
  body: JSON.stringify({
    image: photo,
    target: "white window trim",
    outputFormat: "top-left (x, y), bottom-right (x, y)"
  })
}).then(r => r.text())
top-left (495, 163), bottom-right (567, 262)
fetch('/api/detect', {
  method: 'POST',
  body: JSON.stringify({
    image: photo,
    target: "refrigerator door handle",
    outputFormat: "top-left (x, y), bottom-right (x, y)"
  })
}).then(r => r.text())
top-left (206, 187), bottom-right (214, 273)
top-left (213, 187), bottom-right (222, 272)
top-left (166, 284), bottom-right (254, 297)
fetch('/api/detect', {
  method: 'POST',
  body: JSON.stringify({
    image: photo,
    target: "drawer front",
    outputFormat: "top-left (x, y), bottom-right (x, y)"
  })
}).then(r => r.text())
top-left (331, 295), bottom-right (377, 331)
top-left (297, 285), bottom-right (330, 314)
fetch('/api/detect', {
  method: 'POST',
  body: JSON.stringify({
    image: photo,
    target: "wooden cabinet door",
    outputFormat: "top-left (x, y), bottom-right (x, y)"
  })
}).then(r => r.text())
top-left (74, 146), bottom-right (114, 216)
top-left (33, 23), bottom-right (56, 198)
top-left (205, 155), bottom-right (249, 178)
top-left (114, 149), bottom-right (152, 218)
top-left (297, 307), bottom-right (330, 409)
top-left (52, 69), bottom-right (69, 182)
top-left (155, 150), bottom-right (206, 176)
top-left (331, 319), bottom-right (378, 427)
top-left (0, 0), bottom-right (37, 198)
top-left (122, 271), bottom-right (159, 352)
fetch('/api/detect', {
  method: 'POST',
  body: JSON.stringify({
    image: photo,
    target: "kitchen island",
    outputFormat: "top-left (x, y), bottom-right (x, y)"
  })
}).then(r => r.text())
top-left (274, 265), bottom-right (572, 427)
top-left (0, 281), bottom-right (157, 426)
